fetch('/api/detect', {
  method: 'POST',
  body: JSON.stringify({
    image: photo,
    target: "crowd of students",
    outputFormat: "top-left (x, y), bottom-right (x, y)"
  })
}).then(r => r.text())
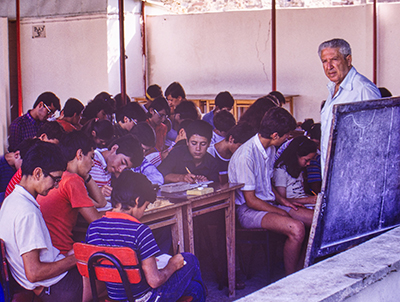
top-left (0, 81), bottom-right (322, 302)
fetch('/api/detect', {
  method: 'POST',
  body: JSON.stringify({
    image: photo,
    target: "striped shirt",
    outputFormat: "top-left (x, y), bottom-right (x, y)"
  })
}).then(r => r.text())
top-left (5, 168), bottom-right (22, 198)
top-left (132, 158), bottom-right (164, 185)
top-left (90, 148), bottom-right (111, 188)
top-left (86, 212), bottom-right (160, 300)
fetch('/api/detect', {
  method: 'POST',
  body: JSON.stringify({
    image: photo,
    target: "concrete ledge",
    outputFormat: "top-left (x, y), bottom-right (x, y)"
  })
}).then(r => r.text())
top-left (237, 227), bottom-right (400, 302)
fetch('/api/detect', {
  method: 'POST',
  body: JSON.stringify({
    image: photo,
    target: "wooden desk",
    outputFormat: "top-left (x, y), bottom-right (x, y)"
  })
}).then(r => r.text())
top-left (133, 94), bottom-right (298, 120)
top-left (160, 183), bottom-right (243, 298)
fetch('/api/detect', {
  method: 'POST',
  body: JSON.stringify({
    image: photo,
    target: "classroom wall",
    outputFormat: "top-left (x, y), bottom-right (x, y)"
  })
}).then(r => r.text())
top-left (0, 18), bottom-right (10, 155)
top-left (146, 3), bottom-right (398, 122)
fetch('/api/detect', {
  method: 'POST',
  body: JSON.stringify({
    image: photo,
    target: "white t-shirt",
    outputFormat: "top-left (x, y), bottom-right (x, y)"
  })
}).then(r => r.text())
top-left (0, 185), bottom-right (67, 290)
top-left (273, 167), bottom-right (308, 199)
top-left (228, 134), bottom-right (275, 205)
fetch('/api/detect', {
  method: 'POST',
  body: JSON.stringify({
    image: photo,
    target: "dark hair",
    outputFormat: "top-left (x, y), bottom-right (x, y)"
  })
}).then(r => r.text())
top-left (275, 136), bottom-right (317, 178)
top-left (269, 91), bottom-right (286, 106)
top-left (215, 91), bottom-right (234, 109)
top-left (165, 82), bottom-right (186, 99)
top-left (238, 94), bottom-right (278, 134)
top-left (62, 98), bottom-right (84, 118)
top-left (185, 120), bottom-right (213, 142)
top-left (116, 102), bottom-right (147, 123)
top-left (174, 101), bottom-right (199, 120)
top-left (94, 91), bottom-right (116, 112)
top-left (225, 123), bottom-right (255, 144)
top-left (114, 93), bottom-right (131, 111)
top-left (146, 84), bottom-right (163, 101)
top-left (33, 92), bottom-right (61, 111)
top-left (21, 141), bottom-right (67, 176)
top-left (111, 170), bottom-right (156, 210)
top-left (14, 138), bottom-right (40, 158)
top-left (213, 110), bottom-right (236, 133)
top-left (130, 122), bottom-right (156, 148)
top-left (59, 131), bottom-right (96, 162)
top-left (148, 96), bottom-right (170, 116)
top-left (259, 107), bottom-right (297, 139)
top-left (82, 119), bottom-right (114, 145)
top-left (37, 121), bottom-right (65, 141)
top-left (301, 119), bottom-right (314, 133)
top-left (308, 123), bottom-right (321, 141)
top-left (177, 119), bottom-right (194, 133)
top-left (108, 134), bottom-right (144, 168)
top-left (82, 98), bottom-right (114, 121)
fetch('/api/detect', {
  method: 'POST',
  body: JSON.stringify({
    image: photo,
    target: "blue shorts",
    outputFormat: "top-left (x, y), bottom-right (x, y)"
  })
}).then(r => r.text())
top-left (236, 203), bottom-right (291, 228)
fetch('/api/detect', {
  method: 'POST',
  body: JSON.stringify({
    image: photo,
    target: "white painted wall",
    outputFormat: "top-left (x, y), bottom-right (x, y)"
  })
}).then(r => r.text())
top-left (20, 15), bottom-right (109, 110)
top-left (0, 18), bottom-right (10, 155)
top-left (146, 4), bottom-right (397, 122)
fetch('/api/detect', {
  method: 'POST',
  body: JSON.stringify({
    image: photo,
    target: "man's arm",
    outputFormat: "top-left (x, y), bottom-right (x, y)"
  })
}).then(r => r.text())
top-left (85, 176), bottom-right (107, 208)
top-left (141, 254), bottom-right (184, 288)
top-left (22, 249), bottom-right (76, 283)
top-left (243, 190), bottom-right (289, 216)
top-left (164, 173), bottom-right (197, 184)
top-left (275, 186), bottom-right (317, 205)
top-left (78, 207), bottom-right (102, 223)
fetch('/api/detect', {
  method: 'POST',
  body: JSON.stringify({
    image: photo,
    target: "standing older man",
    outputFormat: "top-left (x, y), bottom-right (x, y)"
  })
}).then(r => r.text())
top-left (318, 38), bottom-right (381, 178)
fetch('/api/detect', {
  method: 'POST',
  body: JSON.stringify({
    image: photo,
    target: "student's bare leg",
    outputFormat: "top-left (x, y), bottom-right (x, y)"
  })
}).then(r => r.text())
top-left (260, 213), bottom-right (305, 275)
top-left (288, 208), bottom-right (314, 227)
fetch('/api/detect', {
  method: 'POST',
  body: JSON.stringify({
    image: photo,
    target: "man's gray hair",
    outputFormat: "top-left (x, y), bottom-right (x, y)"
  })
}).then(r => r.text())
top-left (318, 38), bottom-right (352, 59)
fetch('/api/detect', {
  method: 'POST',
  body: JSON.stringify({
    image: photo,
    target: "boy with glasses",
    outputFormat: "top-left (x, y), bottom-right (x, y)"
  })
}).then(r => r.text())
top-left (0, 142), bottom-right (91, 302)
top-left (8, 91), bottom-right (61, 151)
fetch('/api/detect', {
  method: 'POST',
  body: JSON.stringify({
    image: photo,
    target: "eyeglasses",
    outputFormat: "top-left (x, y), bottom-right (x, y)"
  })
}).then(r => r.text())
top-left (43, 170), bottom-right (62, 184)
top-left (154, 109), bottom-right (168, 119)
top-left (43, 103), bottom-right (55, 117)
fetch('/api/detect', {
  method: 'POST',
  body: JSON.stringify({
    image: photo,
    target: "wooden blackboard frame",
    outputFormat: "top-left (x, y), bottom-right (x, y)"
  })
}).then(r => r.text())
top-left (305, 97), bottom-right (400, 267)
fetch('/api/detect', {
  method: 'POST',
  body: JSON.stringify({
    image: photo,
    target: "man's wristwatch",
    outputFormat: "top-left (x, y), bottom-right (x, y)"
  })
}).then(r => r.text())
top-left (85, 175), bottom-right (92, 184)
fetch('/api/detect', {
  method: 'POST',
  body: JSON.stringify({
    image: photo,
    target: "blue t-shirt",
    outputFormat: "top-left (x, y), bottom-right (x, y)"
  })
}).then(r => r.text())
top-left (0, 156), bottom-right (16, 195)
top-left (86, 212), bottom-right (160, 300)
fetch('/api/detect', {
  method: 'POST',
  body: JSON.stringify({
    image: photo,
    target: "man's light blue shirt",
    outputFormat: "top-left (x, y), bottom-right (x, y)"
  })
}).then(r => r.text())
top-left (320, 66), bottom-right (381, 178)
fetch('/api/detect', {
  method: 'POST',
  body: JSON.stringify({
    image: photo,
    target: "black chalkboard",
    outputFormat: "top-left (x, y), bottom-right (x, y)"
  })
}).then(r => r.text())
top-left (305, 97), bottom-right (400, 267)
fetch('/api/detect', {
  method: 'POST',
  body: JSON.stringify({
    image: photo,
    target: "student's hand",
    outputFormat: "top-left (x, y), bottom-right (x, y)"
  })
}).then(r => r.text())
top-left (182, 173), bottom-right (197, 184)
top-left (161, 149), bottom-right (170, 160)
top-left (101, 185), bottom-right (113, 197)
top-left (280, 198), bottom-right (299, 211)
top-left (168, 254), bottom-right (185, 271)
top-left (195, 175), bottom-right (208, 183)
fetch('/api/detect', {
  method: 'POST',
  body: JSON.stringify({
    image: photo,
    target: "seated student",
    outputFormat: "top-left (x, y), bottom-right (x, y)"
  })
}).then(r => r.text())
top-left (86, 170), bottom-right (206, 302)
top-left (210, 110), bottom-right (236, 146)
top-left (143, 84), bottom-right (163, 112)
top-left (0, 139), bottom-right (38, 204)
top-left (203, 91), bottom-right (235, 128)
top-left (0, 142), bottom-right (88, 302)
top-left (158, 120), bottom-right (219, 183)
top-left (229, 107), bottom-right (311, 275)
top-left (131, 122), bottom-right (164, 186)
top-left (306, 123), bottom-right (322, 194)
top-left (57, 98), bottom-right (84, 132)
top-left (113, 93), bottom-right (131, 112)
top-left (80, 94), bottom-right (114, 125)
top-left (147, 96), bottom-right (171, 152)
top-left (145, 119), bottom-right (194, 168)
top-left (273, 136), bottom-right (318, 210)
top-left (82, 119), bottom-right (114, 149)
top-left (208, 123), bottom-right (254, 183)
top-left (5, 122), bottom-right (66, 198)
top-left (90, 134), bottom-right (143, 199)
top-left (8, 91), bottom-right (61, 151)
top-left (113, 102), bottom-right (147, 139)
top-left (164, 82), bottom-right (186, 146)
top-left (37, 131), bottom-right (106, 255)
top-left (236, 92), bottom-right (279, 137)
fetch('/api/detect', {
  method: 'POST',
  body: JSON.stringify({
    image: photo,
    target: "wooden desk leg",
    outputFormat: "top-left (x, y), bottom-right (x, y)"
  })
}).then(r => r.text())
top-left (171, 209), bottom-right (185, 253)
top-left (226, 191), bottom-right (236, 298)
top-left (182, 205), bottom-right (195, 254)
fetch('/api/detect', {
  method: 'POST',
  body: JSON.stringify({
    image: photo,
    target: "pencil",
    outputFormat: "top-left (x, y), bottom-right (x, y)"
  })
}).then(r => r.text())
top-left (185, 167), bottom-right (191, 174)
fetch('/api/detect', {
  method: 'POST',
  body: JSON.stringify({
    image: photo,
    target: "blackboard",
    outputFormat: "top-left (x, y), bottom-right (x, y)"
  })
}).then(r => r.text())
top-left (305, 97), bottom-right (400, 267)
